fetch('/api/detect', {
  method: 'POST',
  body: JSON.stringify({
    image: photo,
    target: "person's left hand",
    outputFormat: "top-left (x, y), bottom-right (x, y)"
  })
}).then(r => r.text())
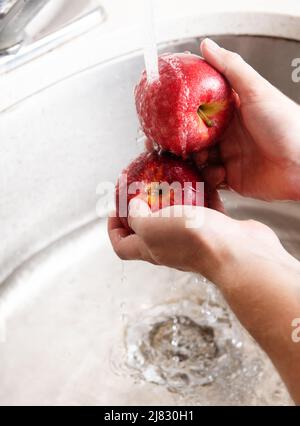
top-left (108, 194), bottom-right (285, 285)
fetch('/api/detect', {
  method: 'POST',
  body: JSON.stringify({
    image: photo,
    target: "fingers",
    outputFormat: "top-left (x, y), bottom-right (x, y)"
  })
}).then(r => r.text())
top-left (207, 145), bottom-right (222, 165)
top-left (129, 200), bottom-right (188, 242)
top-left (203, 166), bottom-right (226, 189)
top-left (114, 234), bottom-right (155, 263)
top-left (208, 190), bottom-right (225, 213)
top-left (108, 214), bottom-right (131, 243)
top-left (194, 149), bottom-right (209, 167)
top-left (128, 198), bottom-right (152, 235)
top-left (108, 214), bottom-right (156, 263)
top-left (200, 38), bottom-right (272, 100)
top-left (194, 145), bottom-right (223, 169)
top-left (145, 138), bottom-right (155, 152)
top-left (232, 90), bottom-right (241, 108)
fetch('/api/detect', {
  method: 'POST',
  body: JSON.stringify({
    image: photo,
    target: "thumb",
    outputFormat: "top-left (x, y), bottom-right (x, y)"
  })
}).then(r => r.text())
top-left (128, 198), bottom-right (151, 234)
top-left (201, 38), bottom-right (272, 99)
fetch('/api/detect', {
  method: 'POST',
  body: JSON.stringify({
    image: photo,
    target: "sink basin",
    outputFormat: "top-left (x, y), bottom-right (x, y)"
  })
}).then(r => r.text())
top-left (0, 34), bottom-right (299, 406)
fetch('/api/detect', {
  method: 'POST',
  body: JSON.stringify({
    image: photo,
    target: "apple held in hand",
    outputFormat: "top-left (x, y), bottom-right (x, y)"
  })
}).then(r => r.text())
top-left (135, 53), bottom-right (235, 158)
top-left (116, 151), bottom-right (208, 231)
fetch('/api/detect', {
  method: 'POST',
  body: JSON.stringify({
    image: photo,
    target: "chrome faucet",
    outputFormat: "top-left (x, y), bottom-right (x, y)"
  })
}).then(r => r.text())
top-left (0, 0), bottom-right (50, 54)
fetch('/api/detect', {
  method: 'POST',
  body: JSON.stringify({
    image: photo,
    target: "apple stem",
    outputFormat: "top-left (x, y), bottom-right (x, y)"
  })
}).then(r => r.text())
top-left (198, 107), bottom-right (214, 128)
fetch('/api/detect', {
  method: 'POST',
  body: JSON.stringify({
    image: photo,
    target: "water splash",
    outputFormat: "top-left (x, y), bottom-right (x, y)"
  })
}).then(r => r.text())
top-left (125, 299), bottom-right (253, 400)
top-left (110, 270), bottom-right (293, 405)
top-left (123, 270), bottom-right (291, 406)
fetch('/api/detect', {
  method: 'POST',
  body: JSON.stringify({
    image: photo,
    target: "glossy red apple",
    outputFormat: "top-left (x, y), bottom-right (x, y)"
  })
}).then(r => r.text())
top-left (116, 151), bottom-right (208, 231)
top-left (135, 53), bottom-right (235, 158)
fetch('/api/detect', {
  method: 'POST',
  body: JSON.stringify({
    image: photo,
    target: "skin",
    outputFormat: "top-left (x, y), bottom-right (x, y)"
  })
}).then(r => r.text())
top-left (197, 39), bottom-right (300, 201)
top-left (108, 39), bottom-right (300, 404)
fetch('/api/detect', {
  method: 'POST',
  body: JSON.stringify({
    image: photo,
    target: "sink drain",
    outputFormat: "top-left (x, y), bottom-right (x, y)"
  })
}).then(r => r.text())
top-left (125, 299), bottom-right (247, 391)
top-left (122, 279), bottom-right (292, 405)
top-left (149, 316), bottom-right (219, 365)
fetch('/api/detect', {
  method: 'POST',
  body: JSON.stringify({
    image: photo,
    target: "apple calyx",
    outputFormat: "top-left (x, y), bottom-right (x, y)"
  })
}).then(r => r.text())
top-left (197, 105), bottom-right (214, 128)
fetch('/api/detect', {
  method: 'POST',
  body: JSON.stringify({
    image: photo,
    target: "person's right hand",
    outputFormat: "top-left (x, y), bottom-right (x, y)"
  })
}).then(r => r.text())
top-left (196, 39), bottom-right (300, 201)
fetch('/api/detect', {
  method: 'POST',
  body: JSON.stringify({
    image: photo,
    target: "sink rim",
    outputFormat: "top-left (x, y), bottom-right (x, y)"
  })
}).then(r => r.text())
top-left (2, 31), bottom-right (300, 114)
top-left (1, 10), bottom-right (300, 112)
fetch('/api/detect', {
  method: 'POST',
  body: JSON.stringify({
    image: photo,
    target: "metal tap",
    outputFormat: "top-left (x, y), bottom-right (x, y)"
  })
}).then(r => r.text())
top-left (0, 0), bottom-right (50, 54)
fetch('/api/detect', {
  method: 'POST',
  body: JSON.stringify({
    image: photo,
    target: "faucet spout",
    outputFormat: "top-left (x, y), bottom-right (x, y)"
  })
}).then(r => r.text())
top-left (0, 0), bottom-right (50, 54)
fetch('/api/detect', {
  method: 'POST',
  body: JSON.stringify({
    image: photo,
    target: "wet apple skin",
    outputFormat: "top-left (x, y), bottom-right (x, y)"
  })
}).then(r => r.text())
top-left (135, 53), bottom-right (235, 158)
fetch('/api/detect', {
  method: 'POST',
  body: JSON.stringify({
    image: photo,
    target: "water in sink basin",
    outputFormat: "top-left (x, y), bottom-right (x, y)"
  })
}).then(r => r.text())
top-left (122, 278), bottom-right (289, 406)
top-left (0, 195), bottom-right (297, 406)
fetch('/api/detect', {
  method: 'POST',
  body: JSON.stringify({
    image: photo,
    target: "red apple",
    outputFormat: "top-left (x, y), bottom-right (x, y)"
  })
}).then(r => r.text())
top-left (116, 151), bottom-right (208, 231)
top-left (135, 53), bottom-right (235, 158)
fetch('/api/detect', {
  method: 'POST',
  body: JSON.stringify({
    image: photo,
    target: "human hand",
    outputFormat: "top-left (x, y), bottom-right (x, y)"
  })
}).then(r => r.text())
top-left (108, 197), bottom-right (289, 286)
top-left (108, 197), bottom-right (300, 405)
top-left (196, 39), bottom-right (300, 201)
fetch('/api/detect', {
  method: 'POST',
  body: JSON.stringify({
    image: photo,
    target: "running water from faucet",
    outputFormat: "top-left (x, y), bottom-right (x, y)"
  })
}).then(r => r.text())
top-left (169, 269), bottom-right (180, 352)
top-left (120, 261), bottom-right (128, 324)
top-left (143, 0), bottom-right (159, 83)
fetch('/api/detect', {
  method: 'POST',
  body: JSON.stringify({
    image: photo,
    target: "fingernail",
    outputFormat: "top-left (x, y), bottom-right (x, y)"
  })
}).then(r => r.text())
top-left (203, 38), bottom-right (220, 52)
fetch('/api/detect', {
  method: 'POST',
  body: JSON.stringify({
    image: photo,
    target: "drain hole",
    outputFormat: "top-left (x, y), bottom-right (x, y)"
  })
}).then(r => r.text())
top-left (149, 317), bottom-right (219, 364)
top-left (125, 300), bottom-right (244, 390)
top-left (122, 289), bottom-right (290, 404)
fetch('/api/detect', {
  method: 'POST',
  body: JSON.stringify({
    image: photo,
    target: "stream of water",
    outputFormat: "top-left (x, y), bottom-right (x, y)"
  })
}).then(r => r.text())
top-left (143, 0), bottom-right (159, 83)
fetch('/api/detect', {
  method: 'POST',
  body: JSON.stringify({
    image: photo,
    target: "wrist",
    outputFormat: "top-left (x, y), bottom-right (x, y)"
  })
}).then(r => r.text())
top-left (217, 240), bottom-right (299, 294)
top-left (194, 218), bottom-right (297, 290)
top-left (192, 219), bottom-right (242, 284)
